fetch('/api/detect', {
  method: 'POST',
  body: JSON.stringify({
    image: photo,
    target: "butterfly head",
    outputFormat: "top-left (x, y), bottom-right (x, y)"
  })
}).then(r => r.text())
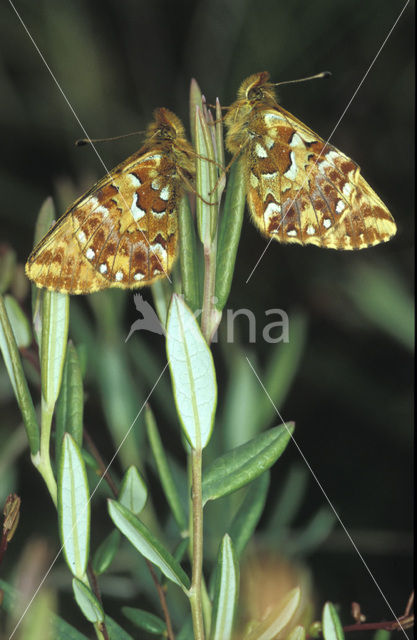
top-left (238, 71), bottom-right (277, 106)
top-left (146, 108), bottom-right (186, 144)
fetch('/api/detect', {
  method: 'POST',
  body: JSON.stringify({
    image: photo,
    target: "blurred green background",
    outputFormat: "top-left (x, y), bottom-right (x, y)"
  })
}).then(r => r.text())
top-left (0, 0), bottom-right (413, 636)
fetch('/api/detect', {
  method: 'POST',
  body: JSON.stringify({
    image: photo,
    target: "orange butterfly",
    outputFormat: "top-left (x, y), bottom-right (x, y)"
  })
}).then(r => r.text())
top-left (224, 71), bottom-right (396, 250)
top-left (25, 108), bottom-right (195, 294)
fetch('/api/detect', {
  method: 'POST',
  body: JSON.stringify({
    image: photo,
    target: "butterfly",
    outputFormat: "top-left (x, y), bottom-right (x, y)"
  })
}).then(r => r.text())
top-left (25, 108), bottom-right (195, 294)
top-left (224, 71), bottom-right (396, 250)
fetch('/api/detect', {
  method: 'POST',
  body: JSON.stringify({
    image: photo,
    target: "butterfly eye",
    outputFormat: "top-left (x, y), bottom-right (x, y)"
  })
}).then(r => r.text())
top-left (247, 87), bottom-right (263, 101)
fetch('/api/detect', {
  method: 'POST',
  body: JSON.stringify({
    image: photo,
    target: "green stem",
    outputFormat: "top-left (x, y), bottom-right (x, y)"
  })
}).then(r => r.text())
top-left (189, 447), bottom-right (205, 640)
top-left (32, 398), bottom-right (57, 506)
top-left (200, 236), bottom-right (217, 343)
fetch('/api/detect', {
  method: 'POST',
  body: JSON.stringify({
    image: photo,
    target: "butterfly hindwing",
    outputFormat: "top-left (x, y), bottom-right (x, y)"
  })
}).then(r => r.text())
top-left (225, 72), bottom-right (396, 250)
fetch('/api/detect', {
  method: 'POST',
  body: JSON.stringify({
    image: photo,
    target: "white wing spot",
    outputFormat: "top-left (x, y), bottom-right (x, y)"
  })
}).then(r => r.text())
top-left (343, 182), bottom-right (353, 197)
top-left (131, 193), bottom-right (146, 221)
top-left (99, 263), bottom-right (108, 274)
top-left (77, 231), bottom-right (86, 244)
top-left (115, 271), bottom-right (124, 281)
top-left (137, 154), bottom-right (162, 164)
top-left (134, 272), bottom-right (145, 281)
top-left (86, 248), bottom-right (95, 260)
top-left (290, 133), bottom-right (304, 148)
top-left (264, 202), bottom-right (282, 229)
top-left (151, 178), bottom-right (161, 191)
top-left (89, 197), bottom-right (109, 218)
top-left (153, 269), bottom-right (162, 275)
top-left (255, 143), bottom-right (268, 158)
top-left (325, 150), bottom-right (340, 165)
top-left (262, 171), bottom-right (279, 180)
top-left (264, 113), bottom-right (286, 126)
top-left (323, 218), bottom-right (332, 229)
top-left (129, 173), bottom-right (141, 187)
top-left (287, 229), bottom-right (298, 237)
top-left (151, 209), bottom-right (166, 218)
top-left (151, 242), bottom-right (167, 263)
top-left (250, 173), bottom-right (259, 188)
top-left (264, 136), bottom-right (274, 149)
top-left (306, 225), bottom-right (316, 235)
top-left (160, 185), bottom-right (170, 201)
top-left (336, 200), bottom-right (346, 213)
top-left (283, 151), bottom-right (297, 180)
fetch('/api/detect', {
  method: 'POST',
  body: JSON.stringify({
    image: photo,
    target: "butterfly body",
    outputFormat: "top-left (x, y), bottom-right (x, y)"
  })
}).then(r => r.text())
top-left (25, 108), bottom-right (195, 294)
top-left (225, 71), bottom-right (396, 250)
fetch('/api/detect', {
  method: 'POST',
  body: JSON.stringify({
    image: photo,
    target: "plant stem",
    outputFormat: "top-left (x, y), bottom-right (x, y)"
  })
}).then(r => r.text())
top-left (189, 447), bottom-right (205, 640)
top-left (201, 236), bottom-right (221, 344)
top-left (32, 399), bottom-right (57, 505)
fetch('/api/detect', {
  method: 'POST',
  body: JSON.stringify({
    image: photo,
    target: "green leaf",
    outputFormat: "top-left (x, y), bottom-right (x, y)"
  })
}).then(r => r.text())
top-left (202, 424), bottom-right (294, 504)
top-left (145, 405), bottom-right (187, 531)
top-left (210, 535), bottom-right (239, 640)
top-left (322, 602), bottom-right (345, 640)
top-left (244, 586), bottom-right (301, 640)
top-left (51, 614), bottom-right (90, 639)
top-left (92, 529), bottom-right (120, 575)
top-left (72, 578), bottom-right (104, 623)
top-left (166, 294), bottom-right (217, 449)
top-left (105, 615), bottom-right (134, 640)
top-left (34, 196), bottom-right (55, 246)
top-left (4, 295), bottom-right (31, 348)
top-left (119, 465), bottom-right (147, 515)
top-left (215, 158), bottom-right (246, 311)
top-left (122, 607), bottom-right (167, 635)
top-left (178, 195), bottom-right (201, 312)
top-left (40, 290), bottom-right (69, 407)
top-left (108, 499), bottom-right (190, 591)
top-left (0, 295), bottom-right (39, 454)
top-left (58, 434), bottom-right (90, 578)
top-left (56, 342), bottom-right (84, 463)
top-left (229, 472), bottom-right (270, 558)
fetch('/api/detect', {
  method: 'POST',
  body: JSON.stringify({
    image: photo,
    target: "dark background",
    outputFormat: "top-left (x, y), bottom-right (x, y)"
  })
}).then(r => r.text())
top-left (0, 0), bottom-right (413, 636)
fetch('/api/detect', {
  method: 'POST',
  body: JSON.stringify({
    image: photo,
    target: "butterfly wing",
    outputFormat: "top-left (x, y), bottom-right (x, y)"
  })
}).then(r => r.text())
top-left (25, 151), bottom-right (180, 293)
top-left (245, 106), bottom-right (396, 250)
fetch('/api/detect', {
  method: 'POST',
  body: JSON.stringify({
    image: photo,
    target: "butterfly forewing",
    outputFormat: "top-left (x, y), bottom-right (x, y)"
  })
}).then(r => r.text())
top-left (225, 72), bottom-right (396, 250)
top-left (26, 109), bottom-right (194, 294)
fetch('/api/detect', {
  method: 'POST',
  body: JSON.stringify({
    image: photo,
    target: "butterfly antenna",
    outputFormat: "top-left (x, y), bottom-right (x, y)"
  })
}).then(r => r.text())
top-left (273, 70), bottom-right (331, 88)
top-left (75, 130), bottom-right (145, 147)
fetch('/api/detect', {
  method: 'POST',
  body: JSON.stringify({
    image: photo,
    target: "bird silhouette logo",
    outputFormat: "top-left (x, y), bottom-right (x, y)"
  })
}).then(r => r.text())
top-left (125, 293), bottom-right (165, 342)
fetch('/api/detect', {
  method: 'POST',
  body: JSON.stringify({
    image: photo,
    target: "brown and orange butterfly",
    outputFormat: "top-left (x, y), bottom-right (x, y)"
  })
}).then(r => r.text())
top-left (224, 71), bottom-right (396, 250)
top-left (25, 108), bottom-right (195, 294)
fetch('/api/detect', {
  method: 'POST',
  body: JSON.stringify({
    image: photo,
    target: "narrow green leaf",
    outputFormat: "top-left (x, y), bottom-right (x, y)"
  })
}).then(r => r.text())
top-left (244, 586), bottom-right (301, 640)
top-left (34, 196), bottom-right (55, 246)
top-left (92, 529), bottom-right (120, 575)
top-left (56, 342), bottom-right (84, 463)
top-left (4, 295), bottom-right (31, 348)
top-left (215, 158), bottom-right (246, 311)
top-left (166, 294), bottom-right (217, 449)
top-left (202, 424), bottom-right (294, 505)
top-left (119, 465), bottom-right (147, 515)
top-left (189, 78), bottom-right (203, 148)
top-left (72, 578), bottom-right (104, 623)
top-left (195, 106), bottom-right (218, 245)
top-left (268, 465), bottom-right (308, 531)
top-left (51, 614), bottom-right (90, 639)
top-left (40, 290), bottom-right (69, 407)
top-left (0, 295), bottom-right (39, 454)
top-left (108, 499), bottom-right (190, 591)
top-left (322, 602), bottom-right (345, 640)
top-left (58, 434), bottom-right (90, 578)
top-left (229, 472), bottom-right (270, 558)
top-left (145, 405), bottom-right (187, 531)
top-left (105, 615), bottom-right (134, 640)
top-left (178, 195), bottom-right (201, 312)
top-left (211, 535), bottom-right (239, 640)
top-left (122, 607), bottom-right (167, 635)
